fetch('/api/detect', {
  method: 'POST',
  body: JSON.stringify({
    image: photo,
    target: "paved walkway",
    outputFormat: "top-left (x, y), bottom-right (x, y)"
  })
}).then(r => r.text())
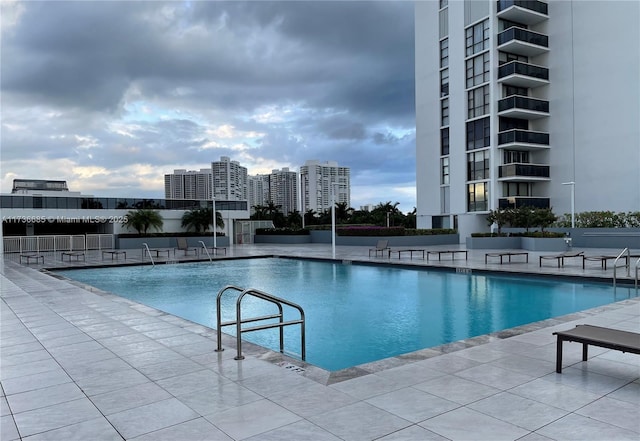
top-left (1, 244), bottom-right (639, 440)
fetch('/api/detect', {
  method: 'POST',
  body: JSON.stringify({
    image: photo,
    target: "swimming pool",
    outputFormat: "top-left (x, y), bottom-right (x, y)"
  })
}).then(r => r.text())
top-left (55, 258), bottom-right (635, 371)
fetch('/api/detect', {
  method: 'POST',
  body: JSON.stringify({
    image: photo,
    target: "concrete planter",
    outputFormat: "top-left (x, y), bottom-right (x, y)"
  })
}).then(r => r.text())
top-left (465, 237), bottom-right (521, 250)
top-left (253, 235), bottom-right (311, 244)
top-left (116, 236), bottom-right (229, 249)
top-left (520, 237), bottom-right (569, 252)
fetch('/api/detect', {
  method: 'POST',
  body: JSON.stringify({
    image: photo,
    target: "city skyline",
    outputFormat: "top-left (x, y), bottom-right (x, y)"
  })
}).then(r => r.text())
top-left (1, 1), bottom-right (417, 213)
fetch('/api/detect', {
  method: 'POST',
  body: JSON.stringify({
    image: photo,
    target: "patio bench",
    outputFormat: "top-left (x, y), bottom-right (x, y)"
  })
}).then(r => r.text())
top-left (61, 251), bottom-right (85, 261)
top-left (20, 253), bottom-right (44, 264)
top-left (427, 250), bottom-right (468, 261)
top-left (553, 325), bottom-right (640, 373)
top-left (485, 252), bottom-right (529, 264)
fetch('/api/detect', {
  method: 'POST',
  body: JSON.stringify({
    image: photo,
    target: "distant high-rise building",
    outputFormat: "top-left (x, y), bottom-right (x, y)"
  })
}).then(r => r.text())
top-left (415, 0), bottom-right (639, 238)
top-left (248, 174), bottom-right (269, 213)
top-left (164, 169), bottom-right (212, 200)
top-left (300, 160), bottom-right (350, 213)
top-left (268, 168), bottom-right (298, 215)
top-left (211, 156), bottom-right (248, 201)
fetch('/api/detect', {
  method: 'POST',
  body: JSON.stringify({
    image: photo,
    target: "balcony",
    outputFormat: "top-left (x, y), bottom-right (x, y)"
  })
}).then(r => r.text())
top-left (497, 27), bottom-right (549, 57)
top-left (499, 197), bottom-right (550, 209)
top-left (499, 163), bottom-right (550, 181)
top-left (498, 96), bottom-right (549, 119)
top-left (498, 61), bottom-right (549, 88)
top-left (497, 0), bottom-right (548, 25)
top-left (498, 129), bottom-right (549, 150)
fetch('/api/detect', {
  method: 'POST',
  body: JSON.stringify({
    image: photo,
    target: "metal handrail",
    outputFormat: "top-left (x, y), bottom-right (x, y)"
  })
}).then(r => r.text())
top-left (198, 241), bottom-right (212, 262)
top-left (142, 243), bottom-right (155, 266)
top-left (214, 285), bottom-right (306, 362)
top-left (612, 248), bottom-right (629, 287)
top-left (635, 256), bottom-right (640, 290)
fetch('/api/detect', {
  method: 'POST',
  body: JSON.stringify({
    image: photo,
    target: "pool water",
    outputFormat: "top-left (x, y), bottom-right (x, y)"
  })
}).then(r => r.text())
top-left (55, 258), bottom-right (634, 371)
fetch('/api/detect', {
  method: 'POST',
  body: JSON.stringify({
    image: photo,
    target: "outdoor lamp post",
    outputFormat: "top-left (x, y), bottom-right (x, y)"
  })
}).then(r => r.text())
top-left (331, 184), bottom-right (337, 259)
top-left (561, 182), bottom-right (575, 229)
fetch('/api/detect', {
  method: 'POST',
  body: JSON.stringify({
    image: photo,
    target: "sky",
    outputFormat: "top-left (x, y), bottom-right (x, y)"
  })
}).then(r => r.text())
top-left (1, 0), bottom-right (417, 213)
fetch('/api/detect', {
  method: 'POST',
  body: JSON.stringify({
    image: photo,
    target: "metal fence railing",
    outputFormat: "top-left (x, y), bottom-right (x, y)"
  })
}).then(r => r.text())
top-left (2, 234), bottom-right (114, 253)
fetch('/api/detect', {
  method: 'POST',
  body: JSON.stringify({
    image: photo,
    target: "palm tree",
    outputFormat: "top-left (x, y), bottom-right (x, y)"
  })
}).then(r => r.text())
top-left (286, 210), bottom-right (302, 228)
top-left (334, 202), bottom-right (353, 224)
top-left (304, 209), bottom-right (318, 226)
top-left (181, 207), bottom-right (224, 233)
top-left (126, 209), bottom-right (164, 235)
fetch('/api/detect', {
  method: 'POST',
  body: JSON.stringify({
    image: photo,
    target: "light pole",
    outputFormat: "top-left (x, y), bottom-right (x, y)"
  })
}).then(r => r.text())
top-left (331, 184), bottom-right (336, 259)
top-left (561, 182), bottom-right (575, 229)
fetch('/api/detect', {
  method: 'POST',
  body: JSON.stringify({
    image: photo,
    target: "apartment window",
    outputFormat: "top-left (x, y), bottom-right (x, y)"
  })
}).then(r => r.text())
top-left (465, 52), bottom-right (490, 88)
top-left (468, 85), bottom-right (490, 118)
top-left (503, 182), bottom-right (531, 197)
top-left (440, 128), bottom-right (450, 155)
top-left (503, 85), bottom-right (528, 97)
top-left (499, 116), bottom-right (528, 131)
top-left (441, 157), bottom-right (450, 185)
top-left (465, 20), bottom-right (489, 56)
top-left (503, 150), bottom-right (529, 164)
top-left (440, 38), bottom-right (449, 68)
top-left (467, 182), bottom-right (488, 212)
top-left (440, 68), bottom-right (449, 97)
top-left (467, 150), bottom-right (490, 181)
top-left (466, 117), bottom-right (490, 150)
top-left (498, 51), bottom-right (528, 66)
top-left (441, 98), bottom-right (449, 126)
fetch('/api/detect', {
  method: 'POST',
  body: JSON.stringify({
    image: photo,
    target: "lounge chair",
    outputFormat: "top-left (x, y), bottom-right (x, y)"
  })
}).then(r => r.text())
top-left (174, 238), bottom-right (198, 256)
top-left (539, 251), bottom-right (584, 268)
top-left (369, 240), bottom-right (390, 257)
top-left (553, 325), bottom-right (640, 373)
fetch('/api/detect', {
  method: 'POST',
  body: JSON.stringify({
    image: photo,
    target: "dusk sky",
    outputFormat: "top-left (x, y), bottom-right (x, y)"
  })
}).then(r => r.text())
top-left (1, 1), bottom-right (417, 212)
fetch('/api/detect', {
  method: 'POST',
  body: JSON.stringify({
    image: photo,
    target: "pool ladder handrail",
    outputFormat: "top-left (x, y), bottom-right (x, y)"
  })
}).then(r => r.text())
top-left (612, 247), bottom-right (630, 287)
top-left (635, 256), bottom-right (640, 290)
top-left (198, 241), bottom-right (212, 262)
top-left (142, 243), bottom-right (155, 266)
top-left (214, 285), bottom-right (306, 362)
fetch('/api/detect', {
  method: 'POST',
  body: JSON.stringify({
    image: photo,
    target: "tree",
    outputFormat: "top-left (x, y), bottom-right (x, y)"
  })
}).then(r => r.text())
top-left (286, 210), bottom-right (302, 228)
top-left (181, 207), bottom-right (224, 233)
top-left (531, 208), bottom-right (557, 235)
top-left (486, 209), bottom-right (512, 236)
top-left (304, 209), bottom-right (318, 226)
top-left (334, 202), bottom-right (353, 224)
top-left (126, 209), bottom-right (164, 235)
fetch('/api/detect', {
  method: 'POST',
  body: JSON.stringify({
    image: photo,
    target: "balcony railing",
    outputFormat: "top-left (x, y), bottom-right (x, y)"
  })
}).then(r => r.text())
top-left (498, 61), bottom-right (549, 81)
top-left (498, 96), bottom-right (549, 113)
top-left (499, 163), bottom-right (550, 178)
top-left (497, 27), bottom-right (549, 56)
top-left (499, 197), bottom-right (550, 209)
top-left (497, 0), bottom-right (548, 16)
top-left (498, 129), bottom-right (549, 146)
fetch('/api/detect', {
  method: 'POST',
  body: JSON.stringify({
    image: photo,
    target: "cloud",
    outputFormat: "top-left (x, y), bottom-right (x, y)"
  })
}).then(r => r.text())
top-left (1, 1), bottom-right (416, 211)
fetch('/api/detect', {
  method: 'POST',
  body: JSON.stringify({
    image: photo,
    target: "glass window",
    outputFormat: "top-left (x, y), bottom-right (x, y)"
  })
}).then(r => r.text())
top-left (440, 127), bottom-right (450, 155)
top-left (440, 38), bottom-right (449, 68)
top-left (466, 117), bottom-right (490, 150)
top-left (503, 85), bottom-right (528, 97)
top-left (441, 98), bottom-right (449, 127)
top-left (440, 68), bottom-right (449, 97)
top-left (503, 150), bottom-right (529, 164)
top-left (467, 150), bottom-right (490, 181)
top-left (465, 20), bottom-right (489, 56)
top-left (467, 85), bottom-right (490, 118)
top-left (465, 52), bottom-right (490, 88)
top-left (503, 182), bottom-right (531, 197)
top-left (467, 182), bottom-right (488, 212)
top-left (441, 157), bottom-right (450, 185)
top-left (498, 51), bottom-right (528, 66)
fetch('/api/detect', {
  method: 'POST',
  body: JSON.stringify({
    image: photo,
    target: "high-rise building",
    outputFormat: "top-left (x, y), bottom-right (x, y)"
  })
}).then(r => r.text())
top-left (211, 156), bottom-right (248, 201)
top-left (268, 168), bottom-right (299, 215)
top-left (415, 0), bottom-right (639, 238)
top-left (164, 169), bottom-right (212, 200)
top-left (248, 174), bottom-right (269, 213)
top-left (300, 160), bottom-right (350, 213)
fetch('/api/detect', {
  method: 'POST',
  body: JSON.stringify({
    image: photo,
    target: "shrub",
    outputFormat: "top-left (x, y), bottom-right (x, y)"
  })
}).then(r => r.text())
top-left (255, 228), bottom-right (309, 235)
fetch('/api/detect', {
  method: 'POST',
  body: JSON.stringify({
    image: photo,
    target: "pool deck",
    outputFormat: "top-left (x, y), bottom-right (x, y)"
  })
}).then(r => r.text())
top-left (1, 244), bottom-right (639, 440)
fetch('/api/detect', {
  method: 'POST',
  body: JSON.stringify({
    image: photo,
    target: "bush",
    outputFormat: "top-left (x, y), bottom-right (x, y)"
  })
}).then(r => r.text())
top-left (556, 211), bottom-right (640, 228)
top-left (337, 226), bottom-right (405, 236)
top-left (118, 232), bottom-right (224, 238)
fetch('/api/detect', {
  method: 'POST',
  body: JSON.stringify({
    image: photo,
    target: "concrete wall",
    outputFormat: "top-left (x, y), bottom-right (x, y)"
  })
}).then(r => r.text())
top-left (116, 236), bottom-right (230, 250)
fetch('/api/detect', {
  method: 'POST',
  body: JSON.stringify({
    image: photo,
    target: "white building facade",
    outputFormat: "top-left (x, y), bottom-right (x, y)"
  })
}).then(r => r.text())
top-left (268, 168), bottom-right (299, 216)
top-left (415, 0), bottom-right (640, 239)
top-left (164, 169), bottom-right (212, 200)
top-left (211, 156), bottom-right (248, 201)
top-left (300, 160), bottom-right (351, 213)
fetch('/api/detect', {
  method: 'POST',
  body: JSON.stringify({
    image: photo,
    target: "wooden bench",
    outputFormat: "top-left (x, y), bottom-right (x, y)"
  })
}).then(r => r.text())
top-left (485, 252), bottom-right (529, 264)
top-left (539, 251), bottom-right (584, 268)
top-left (553, 325), bottom-right (640, 373)
top-left (582, 255), bottom-right (626, 270)
top-left (427, 250), bottom-right (468, 261)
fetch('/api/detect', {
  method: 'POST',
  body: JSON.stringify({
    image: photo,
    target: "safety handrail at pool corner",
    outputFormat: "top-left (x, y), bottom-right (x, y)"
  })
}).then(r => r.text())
top-left (612, 247), bottom-right (629, 287)
top-left (214, 285), bottom-right (306, 362)
top-left (142, 243), bottom-right (155, 266)
top-left (198, 241), bottom-right (212, 262)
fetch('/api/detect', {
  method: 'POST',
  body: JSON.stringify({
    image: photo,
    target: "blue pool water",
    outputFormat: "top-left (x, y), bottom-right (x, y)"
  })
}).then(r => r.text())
top-left (55, 258), bottom-right (634, 371)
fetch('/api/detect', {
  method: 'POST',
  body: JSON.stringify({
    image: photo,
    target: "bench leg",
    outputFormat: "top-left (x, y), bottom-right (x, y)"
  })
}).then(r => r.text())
top-left (582, 343), bottom-right (588, 361)
top-left (556, 336), bottom-right (563, 373)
